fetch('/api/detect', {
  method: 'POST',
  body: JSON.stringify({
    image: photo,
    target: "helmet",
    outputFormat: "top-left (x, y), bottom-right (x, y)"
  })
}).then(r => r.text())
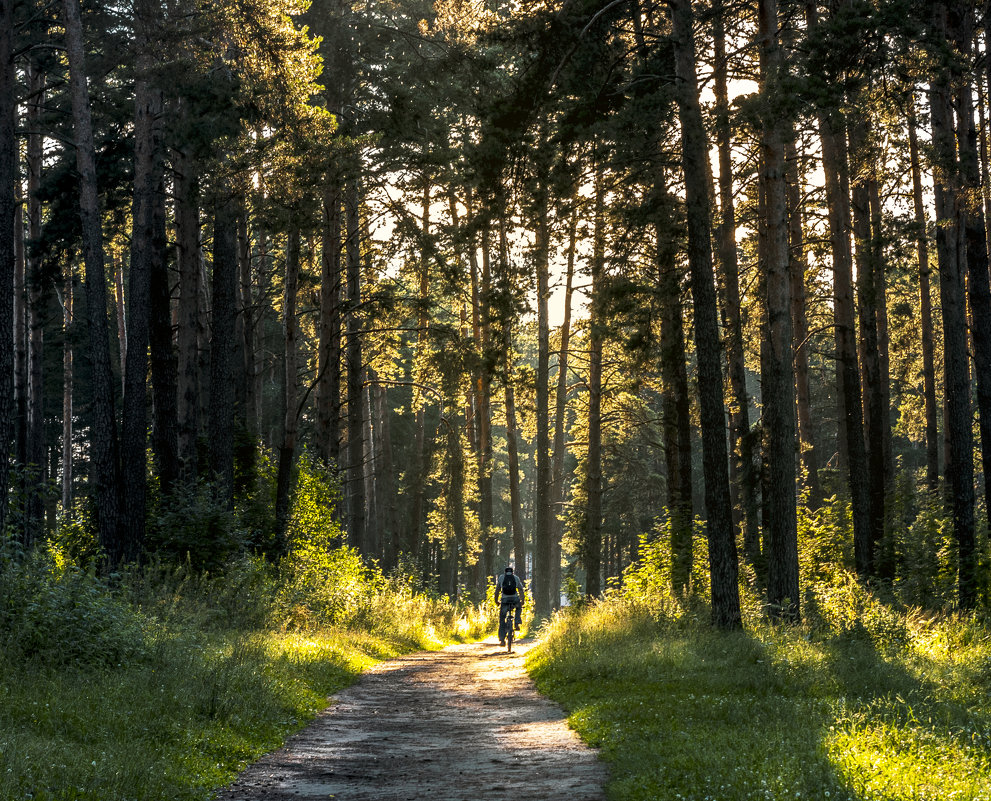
top-left (505, 566), bottom-right (514, 573)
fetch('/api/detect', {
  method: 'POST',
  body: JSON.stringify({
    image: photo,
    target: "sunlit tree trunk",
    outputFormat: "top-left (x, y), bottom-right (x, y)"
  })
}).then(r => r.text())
top-left (408, 177), bottom-right (431, 557)
top-left (669, 0), bottom-right (741, 628)
top-left (551, 205), bottom-right (577, 609)
top-left (63, 0), bottom-right (122, 561)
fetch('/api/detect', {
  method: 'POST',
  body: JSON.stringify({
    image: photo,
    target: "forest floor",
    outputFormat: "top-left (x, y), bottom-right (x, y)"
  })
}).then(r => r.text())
top-left (215, 637), bottom-right (609, 801)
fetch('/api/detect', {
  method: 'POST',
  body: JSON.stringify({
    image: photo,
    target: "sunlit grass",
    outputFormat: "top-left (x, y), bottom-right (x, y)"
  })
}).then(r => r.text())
top-left (528, 597), bottom-right (991, 801)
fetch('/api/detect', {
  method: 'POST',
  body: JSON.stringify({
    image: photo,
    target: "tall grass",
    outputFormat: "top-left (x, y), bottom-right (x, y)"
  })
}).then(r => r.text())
top-left (529, 584), bottom-right (991, 801)
top-left (0, 533), bottom-right (493, 801)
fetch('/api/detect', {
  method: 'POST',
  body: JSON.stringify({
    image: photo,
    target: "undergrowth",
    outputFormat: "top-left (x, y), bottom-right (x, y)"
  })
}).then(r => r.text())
top-left (0, 479), bottom-right (494, 801)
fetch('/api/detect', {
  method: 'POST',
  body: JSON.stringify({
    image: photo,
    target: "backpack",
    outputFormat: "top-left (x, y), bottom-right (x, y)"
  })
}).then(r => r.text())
top-left (501, 573), bottom-right (518, 595)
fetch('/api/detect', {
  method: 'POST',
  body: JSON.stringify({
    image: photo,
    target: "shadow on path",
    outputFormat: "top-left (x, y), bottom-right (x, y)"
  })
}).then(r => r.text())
top-left (215, 638), bottom-right (608, 801)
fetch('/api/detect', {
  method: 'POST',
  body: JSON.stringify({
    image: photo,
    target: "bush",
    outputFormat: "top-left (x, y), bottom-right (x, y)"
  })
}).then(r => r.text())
top-left (0, 542), bottom-right (146, 668)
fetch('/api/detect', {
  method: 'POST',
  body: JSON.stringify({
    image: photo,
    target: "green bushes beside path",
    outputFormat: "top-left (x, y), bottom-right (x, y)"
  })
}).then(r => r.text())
top-left (528, 596), bottom-right (991, 801)
top-left (0, 545), bottom-right (493, 801)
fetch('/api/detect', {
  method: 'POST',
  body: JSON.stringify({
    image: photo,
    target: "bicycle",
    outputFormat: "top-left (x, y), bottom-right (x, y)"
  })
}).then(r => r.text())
top-left (499, 600), bottom-right (521, 653)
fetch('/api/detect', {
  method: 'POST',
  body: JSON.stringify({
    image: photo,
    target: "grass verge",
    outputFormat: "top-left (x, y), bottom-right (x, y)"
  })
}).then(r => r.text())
top-left (527, 599), bottom-right (991, 801)
top-left (0, 549), bottom-right (493, 801)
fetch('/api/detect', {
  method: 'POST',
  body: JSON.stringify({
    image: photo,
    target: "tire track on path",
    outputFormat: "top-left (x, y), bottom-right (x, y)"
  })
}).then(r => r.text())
top-left (216, 638), bottom-right (607, 800)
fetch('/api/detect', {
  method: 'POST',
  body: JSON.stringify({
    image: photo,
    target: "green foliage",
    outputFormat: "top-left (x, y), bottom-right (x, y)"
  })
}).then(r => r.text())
top-left (146, 480), bottom-right (246, 570)
top-left (0, 542), bottom-right (146, 668)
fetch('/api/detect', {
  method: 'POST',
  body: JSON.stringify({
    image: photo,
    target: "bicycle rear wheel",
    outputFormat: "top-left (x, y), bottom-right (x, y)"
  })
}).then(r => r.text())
top-left (506, 624), bottom-right (514, 653)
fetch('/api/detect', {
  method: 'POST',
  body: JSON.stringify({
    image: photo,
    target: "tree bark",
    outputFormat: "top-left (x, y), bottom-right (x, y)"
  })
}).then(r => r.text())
top-left (785, 138), bottom-right (822, 509)
top-left (63, 0), bottom-right (122, 561)
top-left (275, 223), bottom-right (300, 547)
top-left (500, 219), bottom-right (526, 579)
top-left (713, 0), bottom-right (760, 563)
top-left (953, 3), bottom-right (991, 557)
top-left (174, 144), bottom-right (201, 482)
top-left (849, 110), bottom-right (884, 580)
top-left (209, 195), bottom-right (239, 509)
top-left (533, 169), bottom-right (553, 619)
top-left (550, 205), bottom-right (577, 609)
top-left (929, 0), bottom-right (976, 608)
top-left (806, 0), bottom-right (871, 580)
top-left (655, 178), bottom-right (693, 596)
top-left (345, 174), bottom-right (366, 552)
top-left (26, 59), bottom-right (46, 543)
top-left (908, 100), bottom-right (939, 494)
top-left (584, 167), bottom-right (605, 599)
top-left (318, 177), bottom-right (343, 468)
top-left (669, 0), bottom-right (741, 628)
top-left (0, 0), bottom-right (14, 537)
top-left (62, 269), bottom-right (74, 514)
top-left (756, 0), bottom-right (799, 617)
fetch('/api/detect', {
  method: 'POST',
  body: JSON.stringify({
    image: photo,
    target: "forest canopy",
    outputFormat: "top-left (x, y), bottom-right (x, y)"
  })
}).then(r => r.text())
top-left (1, 0), bottom-right (989, 628)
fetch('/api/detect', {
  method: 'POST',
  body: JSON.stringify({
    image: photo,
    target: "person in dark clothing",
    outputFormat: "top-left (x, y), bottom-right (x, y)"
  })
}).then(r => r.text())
top-left (494, 566), bottom-right (525, 646)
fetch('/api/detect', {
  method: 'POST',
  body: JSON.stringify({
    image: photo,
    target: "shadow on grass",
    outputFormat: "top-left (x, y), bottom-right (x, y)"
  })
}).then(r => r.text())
top-left (528, 612), bottom-right (991, 801)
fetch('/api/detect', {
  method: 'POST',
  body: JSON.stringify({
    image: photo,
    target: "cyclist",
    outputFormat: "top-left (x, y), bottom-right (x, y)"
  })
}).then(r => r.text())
top-left (495, 566), bottom-right (525, 646)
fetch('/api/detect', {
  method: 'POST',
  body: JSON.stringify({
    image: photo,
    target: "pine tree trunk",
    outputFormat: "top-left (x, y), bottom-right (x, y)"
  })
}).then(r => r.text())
top-left (930, 0), bottom-right (976, 608)
top-left (806, 0), bottom-right (870, 579)
top-left (785, 138), bottom-right (822, 509)
top-left (345, 174), bottom-right (366, 552)
top-left (533, 173), bottom-right (553, 618)
top-left (953, 3), bottom-right (991, 558)
top-left (14, 184), bottom-right (26, 479)
top-left (584, 167), bottom-right (605, 599)
top-left (232, 201), bottom-right (254, 495)
top-left (149, 132), bottom-right (178, 499)
top-left (850, 111), bottom-right (884, 580)
top-left (551, 206), bottom-right (577, 609)
top-left (209, 195), bottom-right (239, 509)
top-left (908, 102), bottom-right (940, 494)
top-left (63, 0), bottom-right (122, 561)
top-left (174, 145), bottom-right (200, 482)
top-left (275, 223), bottom-right (300, 547)
top-left (756, 0), bottom-right (799, 617)
top-left (62, 261), bottom-right (75, 510)
top-left (669, 0), bottom-right (741, 628)
top-left (62, 268), bottom-right (74, 513)
top-left (373, 373), bottom-right (398, 568)
top-left (408, 178), bottom-right (431, 558)
top-left (713, 0), bottom-right (760, 563)
top-left (26, 59), bottom-right (45, 543)
top-left (319, 178), bottom-right (343, 468)
top-left (656, 205), bottom-right (693, 596)
top-left (0, 0), bottom-right (14, 537)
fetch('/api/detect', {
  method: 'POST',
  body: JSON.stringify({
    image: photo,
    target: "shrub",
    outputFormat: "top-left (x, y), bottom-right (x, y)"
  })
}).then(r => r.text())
top-left (0, 542), bottom-right (146, 668)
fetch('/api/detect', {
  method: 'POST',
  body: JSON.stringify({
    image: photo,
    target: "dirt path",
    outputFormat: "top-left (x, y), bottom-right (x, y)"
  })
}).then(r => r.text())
top-left (216, 637), bottom-right (608, 800)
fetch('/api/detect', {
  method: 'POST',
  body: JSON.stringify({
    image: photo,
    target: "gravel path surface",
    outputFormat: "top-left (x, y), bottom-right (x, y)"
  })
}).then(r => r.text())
top-left (215, 637), bottom-right (608, 800)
